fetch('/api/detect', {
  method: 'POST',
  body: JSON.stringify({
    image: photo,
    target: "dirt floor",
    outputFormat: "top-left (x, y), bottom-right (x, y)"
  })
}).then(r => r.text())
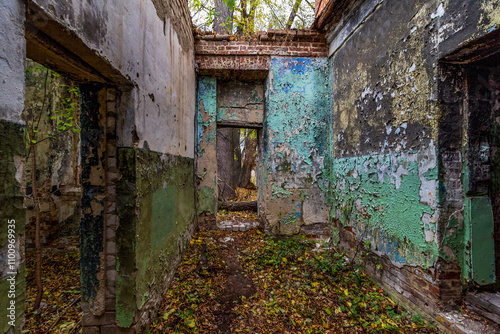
top-left (25, 237), bottom-right (81, 334)
top-left (148, 211), bottom-right (438, 333)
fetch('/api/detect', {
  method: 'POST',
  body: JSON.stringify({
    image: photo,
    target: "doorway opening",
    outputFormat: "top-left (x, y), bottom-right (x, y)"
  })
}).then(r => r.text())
top-left (217, 127), bottom-right (260, 230)
top-left (24, 58), bottom-right (82, 333)
top-left (439, 30), bottom-right (500, 324)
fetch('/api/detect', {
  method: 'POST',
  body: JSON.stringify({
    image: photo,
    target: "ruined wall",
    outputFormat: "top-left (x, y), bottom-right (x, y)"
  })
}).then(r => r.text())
top-left (196, 77), bottom-right (264, 222)
top-left (325, 0), bottom-right (500, 313)
top-left (217, 81), bottom-right (264, 127)
top-left (0, 0), bottom-right (196, 333)
top-left (260, 57), bottom-right (331, 235)
top-left (116, 149), bottom-right (195, 330)
top-left (28, 0), bottom-right (195, 157)
top-left (196, 76), bottom-right (218, 223)
top-left (0, 1), bottom-right (26, 333)
top-left (194, 34), bottom-right (330, 230)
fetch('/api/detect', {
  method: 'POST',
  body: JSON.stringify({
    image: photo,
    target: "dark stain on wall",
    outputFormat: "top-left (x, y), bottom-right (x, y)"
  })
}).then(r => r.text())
top-left (79, 83), bottom-right (105, 302)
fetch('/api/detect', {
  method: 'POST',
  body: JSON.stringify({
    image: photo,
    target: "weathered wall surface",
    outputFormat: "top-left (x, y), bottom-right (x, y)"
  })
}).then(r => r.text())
top-left (1, 0), bottom-right (197, 333)
top-left (0, 122), bottom-right (26, 333)
top-left (325, 0), bottom-right (500, 314)
top-left (195, 30), bottom-right (328, 78)
top-left (28, 0), bottom-right (195, 158)
top-left (260, 57), bottom-right (331, 235)
top-left (217, 81), bottom-right (264, 127)
top-left (196, 76), bottom-right (218, 223)
top-left (0, 1), bottom-right (26, 333)
top-left (116, 149), bottom-right (195, 331)
top-left (196, 77), bottom-right (264, 222)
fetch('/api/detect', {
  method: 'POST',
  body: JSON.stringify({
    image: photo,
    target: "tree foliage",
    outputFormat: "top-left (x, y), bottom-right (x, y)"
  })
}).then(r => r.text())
top-left (190, 0), bottom-right (315, 34)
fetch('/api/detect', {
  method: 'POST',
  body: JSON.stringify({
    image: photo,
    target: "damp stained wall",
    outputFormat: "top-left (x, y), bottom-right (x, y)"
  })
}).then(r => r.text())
top-left (217, 81), bottom-right (264, 127)
top-left (28, 0), bottom-right (196, 158)
top-left (0, 1), bottom-right (26, 332)
top-left (116, 149), bottom-right (195, 328)
top-left (1, 0), bottom-right (197, 332)
top-left (196, 77), bottom-right (265, 218)
top-left (260, 57), bottom-right (331, 235)
top-left (327, 0), bottom-right (500, 275)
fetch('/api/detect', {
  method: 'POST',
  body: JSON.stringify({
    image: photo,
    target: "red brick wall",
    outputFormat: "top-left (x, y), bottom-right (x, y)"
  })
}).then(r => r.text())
top-left (195, 30), bottom-right (328, 72)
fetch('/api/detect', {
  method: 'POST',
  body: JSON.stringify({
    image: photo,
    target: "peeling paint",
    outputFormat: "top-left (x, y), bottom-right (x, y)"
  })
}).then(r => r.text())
top-left (331, 142), bottom-right (439, 267)
top-left (260, 57), bottom-right (331, 234)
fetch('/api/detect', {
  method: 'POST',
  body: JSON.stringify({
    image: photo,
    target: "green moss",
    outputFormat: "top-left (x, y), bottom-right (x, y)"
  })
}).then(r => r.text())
top-left (0, 120), bottom-right (26, 333)
top-left (116, 148), bottom-right (196, 327)
top-left (197, 185), bottom-right (217, 215)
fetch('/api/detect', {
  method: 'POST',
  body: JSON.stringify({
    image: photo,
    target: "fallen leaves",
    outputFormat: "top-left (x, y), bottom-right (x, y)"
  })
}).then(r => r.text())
top-left (149, 211), bottom-right (437, 333)
top-left (25, 248), bottom-right (81, 334)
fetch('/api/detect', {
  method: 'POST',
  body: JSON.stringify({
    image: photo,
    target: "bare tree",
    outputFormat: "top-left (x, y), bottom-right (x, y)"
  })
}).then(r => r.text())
top-left (238, 129), bottom-right (257, 189)
top-left (217, 128), bottom-right (241, 200)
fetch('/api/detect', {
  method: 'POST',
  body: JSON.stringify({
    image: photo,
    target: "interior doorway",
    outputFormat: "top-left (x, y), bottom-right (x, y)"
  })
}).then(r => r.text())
top-left (217, 127), bottom-right (259, 210)
top-left (439, 30), bottom-right (500, 325)
top-left (23, 58), bottom-right (83, 333)
top-left (465, 52), bottom-right (500, 287)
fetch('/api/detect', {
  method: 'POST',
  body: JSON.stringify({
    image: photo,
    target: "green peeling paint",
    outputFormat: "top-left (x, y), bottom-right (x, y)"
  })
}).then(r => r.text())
top-left (196, 76), bottom-right (218, 217)
top-left (271, 184), bottom-right (292, 198)
top-left (330, 144), bottom-right (439, 267)
top-left (197, 76), bottom-right (217, 155)
top-left (261, 57), bottom-right (332, 232)
top-left (197, 183), bottom-right (217, 215)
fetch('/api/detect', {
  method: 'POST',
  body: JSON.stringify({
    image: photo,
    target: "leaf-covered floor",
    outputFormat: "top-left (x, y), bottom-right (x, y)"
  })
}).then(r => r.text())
top-left (149, 211), bottom-right (437, 333)
top-left (23, 212), bottom-right (439, 333)
top-left (25, 244), bottom-right (81, 334)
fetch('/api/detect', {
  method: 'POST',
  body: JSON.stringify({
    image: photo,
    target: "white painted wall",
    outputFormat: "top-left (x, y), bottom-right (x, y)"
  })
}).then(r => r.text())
top-left (30, 0), bottom-right (196, 158)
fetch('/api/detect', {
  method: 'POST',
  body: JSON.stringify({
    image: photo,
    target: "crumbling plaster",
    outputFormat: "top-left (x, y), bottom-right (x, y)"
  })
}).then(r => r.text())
top-left (260, 57), bottom-right (331, 235)
top-left (29, 0), bottom-right (196, 158)
top-left (326, 0), bottom-right (500, 276)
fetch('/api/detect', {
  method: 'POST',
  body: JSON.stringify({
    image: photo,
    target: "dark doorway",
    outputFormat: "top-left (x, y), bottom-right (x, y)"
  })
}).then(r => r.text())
top-left (465, 53), bottom-right (500, 286)
top-left (439, 31), bottom-right (500, 325)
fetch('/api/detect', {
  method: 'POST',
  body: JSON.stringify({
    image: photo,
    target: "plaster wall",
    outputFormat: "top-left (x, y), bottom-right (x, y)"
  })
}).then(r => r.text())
top-left (260, 57), bottom-right (331, 235)
top-left (0, 1), bottom-right (27, 333)
top-left (0, 0), bottom-right (197, 332)
top-left (217, 81), bottom-right (264, 127)
top-left (326, 0), bottom-right (500, 311)
top-left (29, 0), bottom-right (195, 158)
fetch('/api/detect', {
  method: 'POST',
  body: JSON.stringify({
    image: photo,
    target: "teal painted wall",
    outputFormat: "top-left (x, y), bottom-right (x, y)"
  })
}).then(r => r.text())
top-left (260, 57), bottom-right (332, 234)
top-left (195, 76), bottom-right (218, 216)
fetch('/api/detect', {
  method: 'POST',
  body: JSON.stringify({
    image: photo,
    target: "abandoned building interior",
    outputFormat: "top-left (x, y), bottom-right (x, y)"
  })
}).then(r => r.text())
top-left (2, 0), bottom-right (500, 332)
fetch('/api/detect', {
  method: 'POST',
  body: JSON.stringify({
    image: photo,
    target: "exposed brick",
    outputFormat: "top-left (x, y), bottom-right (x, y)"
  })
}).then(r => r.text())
top-left (429, 283), bottom-right (441, 296)
top-left (82, 326), bottom-right (99, 334)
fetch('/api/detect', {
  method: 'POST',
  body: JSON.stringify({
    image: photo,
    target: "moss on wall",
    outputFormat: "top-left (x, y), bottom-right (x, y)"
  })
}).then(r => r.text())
top-left (0, 120), bottom-right (26, 333)
top-left (116, 148), bottom-right (195, 327)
